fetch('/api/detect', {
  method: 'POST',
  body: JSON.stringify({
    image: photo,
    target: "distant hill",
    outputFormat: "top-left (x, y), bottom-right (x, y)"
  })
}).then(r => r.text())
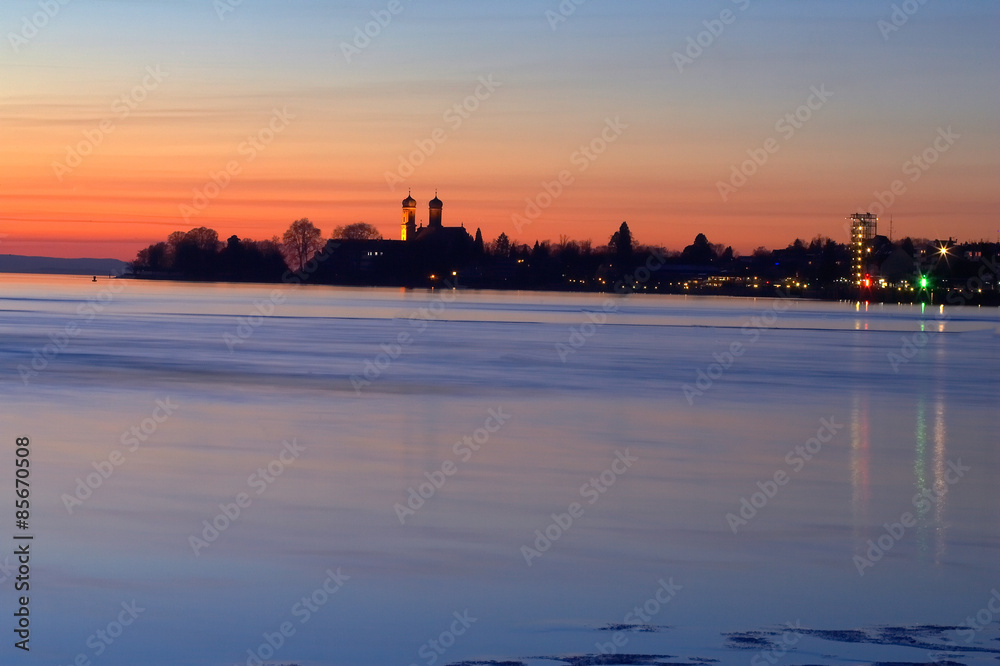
top-left (0, 254), bottom-right (129, 276)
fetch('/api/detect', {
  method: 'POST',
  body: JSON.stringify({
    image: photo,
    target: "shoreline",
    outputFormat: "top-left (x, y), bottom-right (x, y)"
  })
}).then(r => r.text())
top-left (116, 273), bottom-right (1000, 307)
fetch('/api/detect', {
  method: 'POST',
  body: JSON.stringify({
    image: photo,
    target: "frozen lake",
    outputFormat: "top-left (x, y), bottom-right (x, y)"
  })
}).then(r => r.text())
top-left (1, 274), bottom-right (998, 666)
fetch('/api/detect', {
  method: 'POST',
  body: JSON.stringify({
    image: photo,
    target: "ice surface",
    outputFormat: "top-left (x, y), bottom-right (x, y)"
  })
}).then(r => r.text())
top-left (1, 274), bottom-right (997, 665)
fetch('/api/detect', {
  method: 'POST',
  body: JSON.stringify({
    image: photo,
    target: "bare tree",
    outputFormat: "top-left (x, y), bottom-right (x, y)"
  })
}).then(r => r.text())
top-left (282, 218), bottom-right (323, 272)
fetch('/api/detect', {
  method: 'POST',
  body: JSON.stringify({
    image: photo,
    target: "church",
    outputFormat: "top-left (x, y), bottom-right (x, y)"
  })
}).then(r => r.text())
top-left (316, 192), bottom-right (475, 285)
top-left (400, 191), bottom-right (472, 247)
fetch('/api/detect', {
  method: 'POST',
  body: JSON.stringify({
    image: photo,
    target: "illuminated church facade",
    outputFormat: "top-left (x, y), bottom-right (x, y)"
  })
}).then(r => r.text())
top-left (315, 192), bottom-right (475, 285)
top-left (399, 192), bottom-right (471, 246)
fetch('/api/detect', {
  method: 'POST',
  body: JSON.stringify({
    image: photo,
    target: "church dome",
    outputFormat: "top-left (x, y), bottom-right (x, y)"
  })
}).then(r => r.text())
top-left (402, 194), bottom-right (416, 208)
top-left (429, 194), bottom-right (443, 209)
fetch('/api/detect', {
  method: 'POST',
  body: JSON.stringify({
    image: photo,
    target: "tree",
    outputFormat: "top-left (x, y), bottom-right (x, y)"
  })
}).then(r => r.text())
top-left (491, 232), bottom-right (511, 257)
top-left (609, 221), bottom-right (634, 259)
top-left (332, 222), bottom-right (382, 241)
top-left (132, 242), bottom-right (170, 273)
top-left (682, 233), bottom-right (715, 264)
top-left (474, 228), bottom-right (485, 256)
top-left (160, 227), bottom-right (221, 278)
top-left (531, 240), bottom-right (551, 262)
top-left (282, 218), bottom-right (323, 273)
top-left (900, 237), bottom-right (916, 257)
top-left (184, 227), bottom-right (221, 251)
top-left (167, 231), bottom-right (187, 248)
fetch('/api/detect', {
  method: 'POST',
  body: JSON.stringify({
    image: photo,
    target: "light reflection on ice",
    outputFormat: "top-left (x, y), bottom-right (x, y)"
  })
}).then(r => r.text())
top-left (0, 274), bottom-right (997, 665)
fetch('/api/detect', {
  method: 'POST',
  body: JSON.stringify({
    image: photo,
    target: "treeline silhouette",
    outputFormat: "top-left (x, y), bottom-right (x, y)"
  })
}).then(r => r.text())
top-left (134, 228), bottom-right (288, 282)
top-left (128, 219), bottom-right (997, 301)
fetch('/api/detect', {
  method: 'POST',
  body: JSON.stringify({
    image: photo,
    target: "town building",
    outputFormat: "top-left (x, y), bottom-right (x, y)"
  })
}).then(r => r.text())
top-left (850, 212), bottom-right (878, 286)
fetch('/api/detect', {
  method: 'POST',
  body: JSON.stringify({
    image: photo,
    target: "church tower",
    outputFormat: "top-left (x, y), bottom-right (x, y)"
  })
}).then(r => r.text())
top-left (428, 192), bottom-right (443, 228)
top-left (401, 191), bottom-right (416, 241)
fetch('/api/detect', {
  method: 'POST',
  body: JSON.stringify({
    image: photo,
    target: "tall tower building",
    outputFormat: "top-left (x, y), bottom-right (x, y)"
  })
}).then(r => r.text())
top-left (401, 192), bottom-right (416, 241)
top-left (428, 193), bottom-right (443, 228)
top-left (850, 212), bottom-right (877, 286)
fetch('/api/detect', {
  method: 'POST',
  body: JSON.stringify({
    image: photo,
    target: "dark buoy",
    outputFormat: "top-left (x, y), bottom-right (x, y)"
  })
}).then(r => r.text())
top-left (92, 275), bottom-right (97, 282)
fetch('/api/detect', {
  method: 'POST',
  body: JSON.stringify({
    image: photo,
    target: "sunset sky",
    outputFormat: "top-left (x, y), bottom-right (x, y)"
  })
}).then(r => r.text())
top-left (1, 0), bottom-right (997, 260)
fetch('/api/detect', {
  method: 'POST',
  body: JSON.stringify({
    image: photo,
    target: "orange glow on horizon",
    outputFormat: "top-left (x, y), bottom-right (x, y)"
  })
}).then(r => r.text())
top-left (2, 4), bottom-right (996, 261)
